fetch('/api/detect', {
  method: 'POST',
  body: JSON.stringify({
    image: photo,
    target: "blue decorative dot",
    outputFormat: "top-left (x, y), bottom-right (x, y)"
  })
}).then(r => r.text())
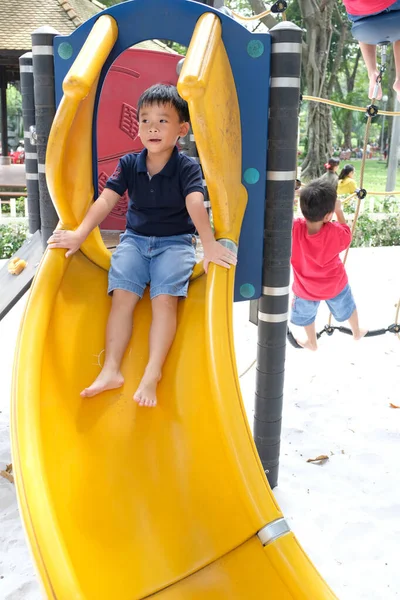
top-left (58, 42), bottom-right (73, 60)
top-left (244, 168), bottom-right (260, 184)
top-left (240, 283), bottom-right (256, 299)
top-left (247, 40), bottom-right (264, 58)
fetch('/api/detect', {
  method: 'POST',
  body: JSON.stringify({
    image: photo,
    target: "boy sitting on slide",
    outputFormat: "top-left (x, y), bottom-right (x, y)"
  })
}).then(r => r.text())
top-left (48, 84), bottom-right (237, 407)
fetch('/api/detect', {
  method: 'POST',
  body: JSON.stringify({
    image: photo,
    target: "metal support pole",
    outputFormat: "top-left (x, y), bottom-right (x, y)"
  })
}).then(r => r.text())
top-left (386, 97), bottom-right (400, 192)
top-left (380, 95), bottom-right (388, 157)
top-left (0, 65), bottom-right (10, 164)
top-left (19, 52), bottom-right (40, 234)
top-left (254, 22), bottom-right (302, 489)
top-left (31, 26), bottom-right (59, 248)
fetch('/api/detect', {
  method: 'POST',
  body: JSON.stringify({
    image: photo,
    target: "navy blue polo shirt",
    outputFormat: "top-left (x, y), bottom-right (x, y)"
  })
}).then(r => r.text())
top-left (105, 146), bottom-right (204, 237)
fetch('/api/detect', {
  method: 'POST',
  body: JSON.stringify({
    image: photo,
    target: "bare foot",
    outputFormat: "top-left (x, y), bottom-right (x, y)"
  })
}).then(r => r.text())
top-left (296, 338), bottom-right (318, 351)
top-left (81, 369), bottom-right (124, 398)
top-left (134, 369), bottom-right (161, 407)
top-left (368, 72), bottom-right (382, 100)
top-left (393, 79), bottom-right (400, 102)
top-left (353, 328), bottom-right (368, 341)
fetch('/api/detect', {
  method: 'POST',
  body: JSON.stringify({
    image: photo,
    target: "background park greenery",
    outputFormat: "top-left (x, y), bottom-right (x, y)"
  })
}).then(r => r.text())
top-left (2, 0), bottom-right (399, 257)
top-left (6, 0), bottom-right (399, 183)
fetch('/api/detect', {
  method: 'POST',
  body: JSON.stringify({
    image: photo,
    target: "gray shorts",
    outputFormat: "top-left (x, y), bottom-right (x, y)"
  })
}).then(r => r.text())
top-left (291, 284), bottom-right (356, 327)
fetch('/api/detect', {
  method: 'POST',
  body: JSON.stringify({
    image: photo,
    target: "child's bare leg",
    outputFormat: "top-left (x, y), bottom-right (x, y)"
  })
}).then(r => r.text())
top-left (81, 290), bottom-right (140, 398)
top-left (297, 322), bottom-right (318, 351)
top-left (358, 42), bottom-right (382, 100)
top-left (393, 40), bottom-right (400, 101)
top-left (347, 309), bottom-right (368, 341)
top-left (134, 294), bottom-right (178, 407)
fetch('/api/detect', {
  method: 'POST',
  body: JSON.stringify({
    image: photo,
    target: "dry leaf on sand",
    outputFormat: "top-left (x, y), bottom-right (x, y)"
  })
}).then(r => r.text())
top-left (307, 455), bottom-right (329, 464)
top-left (0, 463), bottom-right (14, 484)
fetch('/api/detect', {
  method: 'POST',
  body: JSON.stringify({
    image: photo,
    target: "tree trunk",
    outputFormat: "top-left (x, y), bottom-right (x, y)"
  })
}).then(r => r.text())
top-left (343, 112), bottom-right (353, 149)
top-left (342, 49), bottom-right (361, 150)
top-left (298, 0), bottom-right (335, 180)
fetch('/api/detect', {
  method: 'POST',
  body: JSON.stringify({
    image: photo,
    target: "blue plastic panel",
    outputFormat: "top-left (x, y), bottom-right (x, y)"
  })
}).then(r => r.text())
top-left (53, 0), bottom-right (270, 302)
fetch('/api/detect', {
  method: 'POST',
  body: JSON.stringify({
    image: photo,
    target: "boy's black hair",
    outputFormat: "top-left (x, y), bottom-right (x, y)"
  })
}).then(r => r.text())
top-left (338, 164), bottom-right (355, 180)
top-left (137, 83), bottom-right (190, 123)
top-left (300, 178), bottom-right (337, 222)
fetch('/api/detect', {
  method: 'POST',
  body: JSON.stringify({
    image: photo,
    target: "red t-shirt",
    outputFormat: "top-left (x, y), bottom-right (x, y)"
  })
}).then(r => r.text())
top-left (291, 218), bottom-right (352, 301)
top-left (343, 0), bottom-right (395, 16)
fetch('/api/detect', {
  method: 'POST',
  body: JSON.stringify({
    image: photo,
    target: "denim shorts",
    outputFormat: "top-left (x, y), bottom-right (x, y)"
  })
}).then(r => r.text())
top-left (108, 230), bottom-right (196, 299)
top-left (290, 284), bottom-right (356, 327)
top-left (347, 0), bottom-right (400, 22)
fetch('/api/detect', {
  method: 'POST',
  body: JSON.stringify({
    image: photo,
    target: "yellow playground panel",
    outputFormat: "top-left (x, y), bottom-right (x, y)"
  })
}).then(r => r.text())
top-left (12, 8), bottom-right (337, 600)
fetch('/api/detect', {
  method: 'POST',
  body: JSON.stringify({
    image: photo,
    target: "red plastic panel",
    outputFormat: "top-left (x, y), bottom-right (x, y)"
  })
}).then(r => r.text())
top-left (97, 48), bottom-right (181, 230)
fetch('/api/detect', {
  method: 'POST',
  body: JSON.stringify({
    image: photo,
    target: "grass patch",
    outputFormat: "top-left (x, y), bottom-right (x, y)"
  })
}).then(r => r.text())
top-left (298, 158), bottom-right (400, 192)
top-left (339, 159), bottom-right (399, 192)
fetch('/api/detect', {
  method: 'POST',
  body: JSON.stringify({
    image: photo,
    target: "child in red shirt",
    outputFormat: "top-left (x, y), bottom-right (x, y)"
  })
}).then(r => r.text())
top-left (343, 0), bottom-right (400, 101)
top-left (290, 178), bottom-right (367, 350)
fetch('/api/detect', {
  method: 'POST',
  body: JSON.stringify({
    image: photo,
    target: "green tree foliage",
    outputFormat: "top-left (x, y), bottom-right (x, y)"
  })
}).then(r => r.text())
top-left (225, 0), bottom-right (395, 178)
top-left (99, 0), bottom-right (395, 180)
top-left (6, 85), bottom-right (21, 120)
top-left (6, 85), bottom-right (23, 142)
top-left (0, 223), bottom-right (28, 259)
top-left (351, 213), bottom-right (400, 247)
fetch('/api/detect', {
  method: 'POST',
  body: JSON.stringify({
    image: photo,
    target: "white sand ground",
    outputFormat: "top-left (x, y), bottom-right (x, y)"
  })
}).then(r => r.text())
top-left (0, 247), bottom-right (399, 599)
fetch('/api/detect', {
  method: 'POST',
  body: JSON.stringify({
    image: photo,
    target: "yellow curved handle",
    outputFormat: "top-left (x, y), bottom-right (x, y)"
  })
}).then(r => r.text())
top-left (62, 16), bottom-right (118, 100)
top-left (178, 13), bottom-right (248, 244)
top-left (179, 10), bottom-right (268, 504)
top-left (46, 15), bottom-right (118, 271)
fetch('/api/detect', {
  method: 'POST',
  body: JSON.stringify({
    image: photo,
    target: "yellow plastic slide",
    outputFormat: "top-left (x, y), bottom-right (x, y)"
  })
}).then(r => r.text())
top-left (11, 13), bottom-right (337, 599)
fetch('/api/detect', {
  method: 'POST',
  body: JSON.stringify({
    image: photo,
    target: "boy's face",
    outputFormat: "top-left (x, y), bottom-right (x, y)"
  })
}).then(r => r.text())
top-left (138, 102), bottom-right (189, 155)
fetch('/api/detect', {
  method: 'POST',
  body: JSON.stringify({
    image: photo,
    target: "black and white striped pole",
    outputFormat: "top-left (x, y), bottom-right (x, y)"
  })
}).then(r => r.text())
top-left (254, 22), bottom-right (302, 489)
top-left (31, 26), bottom-right (59, 248)
top-left (19, 52), bottom-right (40, 235)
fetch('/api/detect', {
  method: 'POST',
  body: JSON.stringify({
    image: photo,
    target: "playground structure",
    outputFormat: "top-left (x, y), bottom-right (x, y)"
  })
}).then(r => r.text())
top-left (10, 0), bottom-right (340, 598)
top-left (8, 0), bottom-right (400, 598)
